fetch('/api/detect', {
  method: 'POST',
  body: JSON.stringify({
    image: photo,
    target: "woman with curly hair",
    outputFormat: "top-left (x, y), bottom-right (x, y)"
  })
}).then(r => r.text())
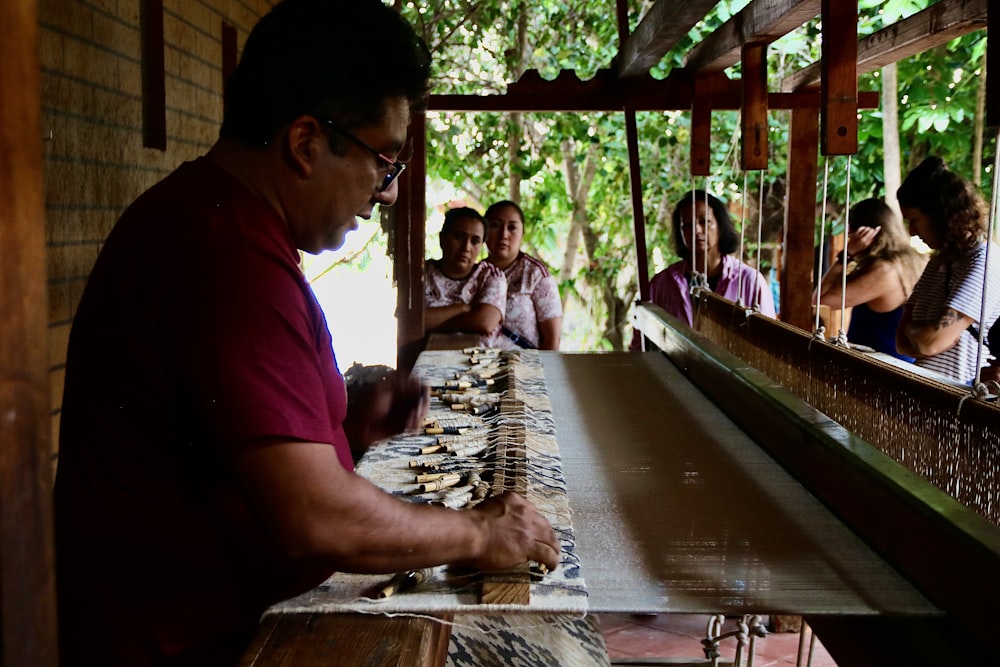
top-left (815, 198), bottom-right (927, 361)
top-left (895, 156), bottom-right (1000, 384)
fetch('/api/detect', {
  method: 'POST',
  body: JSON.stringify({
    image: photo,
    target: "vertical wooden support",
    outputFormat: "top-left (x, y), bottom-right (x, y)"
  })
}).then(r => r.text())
top-left (784, 107), bottom-right (820, 330)
top-left (221, 22), bottom-right (238, 98)
top-left (617, 0), bottom-right (650, 302)
top-left (141, 0), bottom-right (166, 150)
top-left (396, 113), bottom-right (427, 373)
top-left (480, 369), bottom-right (530, 605)
top-left (741, 43), bottom-right (769, 171)
top-left (820, 0), bottom-right (858, 155)
top-left (0, 0), bottom-right (59, 664)
top-left (690, 77), bottom-right (712, 176)
top-left (625, 108), bottom-right (650, 301)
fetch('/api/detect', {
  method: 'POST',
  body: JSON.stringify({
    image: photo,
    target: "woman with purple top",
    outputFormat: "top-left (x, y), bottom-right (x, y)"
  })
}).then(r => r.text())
top-left (647, 190), bottom-right (775, 327)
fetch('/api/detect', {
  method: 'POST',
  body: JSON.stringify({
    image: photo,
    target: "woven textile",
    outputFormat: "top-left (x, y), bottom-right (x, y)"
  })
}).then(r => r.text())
top-left (268, 349), bottom-right (589, 616)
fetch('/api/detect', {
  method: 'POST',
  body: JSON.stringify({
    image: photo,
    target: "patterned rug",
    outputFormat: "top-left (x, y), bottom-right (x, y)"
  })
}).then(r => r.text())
top-left (270, 349), bottom-right (589, 616)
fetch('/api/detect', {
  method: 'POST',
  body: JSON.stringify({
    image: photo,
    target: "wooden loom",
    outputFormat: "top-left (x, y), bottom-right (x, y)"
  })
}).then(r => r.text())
top-left (632, 298), bottom-right (1000, 663)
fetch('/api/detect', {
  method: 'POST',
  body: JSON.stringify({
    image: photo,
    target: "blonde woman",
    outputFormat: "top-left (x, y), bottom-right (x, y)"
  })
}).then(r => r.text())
top-left (815, 198), bottom-right (926, 361)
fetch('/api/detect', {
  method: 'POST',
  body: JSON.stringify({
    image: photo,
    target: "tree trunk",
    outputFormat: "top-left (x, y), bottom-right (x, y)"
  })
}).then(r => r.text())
top-left (972, 56), bottom-right (986, 188)
top-left (881, 62), bottom-right (901, 216)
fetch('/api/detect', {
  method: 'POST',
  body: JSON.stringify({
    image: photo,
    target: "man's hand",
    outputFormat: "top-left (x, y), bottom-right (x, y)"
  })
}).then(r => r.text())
top-left (463, 492), bottom-right (560, 572)
top-left (345, 372), bottom-right (429, 449)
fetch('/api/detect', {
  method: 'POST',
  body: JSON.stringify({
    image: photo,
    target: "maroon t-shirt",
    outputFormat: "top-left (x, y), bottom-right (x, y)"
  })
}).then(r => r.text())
top-left (55, 157), bottom-right (354, 665)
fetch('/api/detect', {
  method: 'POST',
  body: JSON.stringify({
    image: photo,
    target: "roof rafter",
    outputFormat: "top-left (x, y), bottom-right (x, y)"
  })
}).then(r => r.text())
top-left (615, 0), bottom-right (717, 77)
top-left (684, 0), bottom-right (820, 74)
top-left (781, 0), bottom-right (987, 91)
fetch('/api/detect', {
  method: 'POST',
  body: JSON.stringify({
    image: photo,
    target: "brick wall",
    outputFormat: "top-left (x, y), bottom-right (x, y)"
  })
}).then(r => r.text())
top-left (38, 0), bottom-right (276, 455)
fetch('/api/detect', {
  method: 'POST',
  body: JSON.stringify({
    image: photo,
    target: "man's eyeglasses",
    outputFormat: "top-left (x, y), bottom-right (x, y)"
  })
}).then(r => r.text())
top-left (321, 120), bottom-right (406, 192)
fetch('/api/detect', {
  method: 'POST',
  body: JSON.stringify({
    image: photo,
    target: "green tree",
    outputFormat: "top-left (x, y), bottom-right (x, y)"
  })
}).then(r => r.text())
top-left (393, 0), bottom-right (988, 350)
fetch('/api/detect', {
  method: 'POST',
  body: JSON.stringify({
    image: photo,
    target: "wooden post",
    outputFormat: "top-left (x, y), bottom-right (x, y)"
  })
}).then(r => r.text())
top-left (820, 0), bottom-right (858, 156)
top-left (625, 107), bottom-right (650, 301)
top-left (691, 77), bottom-right (712, 176)
top-left (740, 43), bottom-right (769, 171)
top-left (784, 107), bottom-right (821, 330)
top-left (395, 113), bottom-right (427, 373)
top-left (0, 0), bottom-right (60, 664)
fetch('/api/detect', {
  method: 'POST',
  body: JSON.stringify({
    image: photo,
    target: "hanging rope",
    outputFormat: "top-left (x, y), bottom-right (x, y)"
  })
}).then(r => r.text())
top-left (834, 155), bottom-right (853, 347)
top-left (738, 171), bottom-right (750, 309)
top-left (970, 126), bottom-right (1000, 400)
top-left (754, 170), bottom-right (766, 313)
top-left (812, 157), bottom-right (831, 340)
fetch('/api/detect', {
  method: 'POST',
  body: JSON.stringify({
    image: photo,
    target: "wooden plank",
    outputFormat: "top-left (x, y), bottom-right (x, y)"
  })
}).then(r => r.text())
top-left (396, 113), bottom-right (426, 373)
top-left (626, 107), bottom-right (651, 301)
top-left (685, 0), bottom-right (820, 74)
top-left (140, 0), bottom-right (166, 150)
top-left (820, 0), bottom-right (858, 155)
top-left (782, 0), bottom-right (987, 92)
top-left (221, 22), bottom-right (238, 98)
top-left (0, 1), bottom-right (59, 665)
top-left (740, 43), bottom-right (769, 171)
top-left (480, 374), bottom-right (530, 605)
top-left (429, 74), bottom-right (878, 113)
top-left (783, 107), bottom-right (820, 330)
top-left (240, 613), bottom-right (452, 667)
top-left (615, 0), bottom-right (718, 77)
top-left (690, 77), bottom-right (712, 176)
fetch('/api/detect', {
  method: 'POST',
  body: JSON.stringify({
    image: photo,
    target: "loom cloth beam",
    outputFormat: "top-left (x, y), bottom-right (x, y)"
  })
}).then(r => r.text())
top-left (631, 300), bottom-right (1000, 661)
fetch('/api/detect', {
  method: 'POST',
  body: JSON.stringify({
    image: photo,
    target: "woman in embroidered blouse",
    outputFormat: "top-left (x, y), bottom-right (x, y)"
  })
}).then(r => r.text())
top-left (895, 156), bottom-right (1000, 384)
top-left (484, 200), bottom-right (563, 350)
top-left (814, 198), bottom-right (926, 361)
top-left (424, 206), bottom-right (507, 348)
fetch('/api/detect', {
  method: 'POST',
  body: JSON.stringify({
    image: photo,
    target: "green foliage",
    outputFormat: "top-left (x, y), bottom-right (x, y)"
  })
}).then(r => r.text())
top-left (397, 0), bottom-right (989, 350)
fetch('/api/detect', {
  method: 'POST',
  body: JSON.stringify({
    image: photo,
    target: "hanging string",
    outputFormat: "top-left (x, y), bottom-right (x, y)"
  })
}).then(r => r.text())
top-left (834, 155), bottom-right (853, 347)
top-left (812, 157), bottom-right (831, 339)
top-left (754, 169), bottom-right (766, 312)
top-left (738, 171), bottom-right (750, 308)
top-left (971, 126), bottom-right (1000, 397)
top-left (703, 183), bottom-right (710, 291)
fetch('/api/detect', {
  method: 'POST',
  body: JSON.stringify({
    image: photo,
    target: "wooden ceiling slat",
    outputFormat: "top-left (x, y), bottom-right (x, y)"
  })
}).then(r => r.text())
top-left (782, 0), bottom-right (988, 92)
top-left (615, 0), bottom-right (718, 77)
top-left (684, 0), bottom-right (820, 74)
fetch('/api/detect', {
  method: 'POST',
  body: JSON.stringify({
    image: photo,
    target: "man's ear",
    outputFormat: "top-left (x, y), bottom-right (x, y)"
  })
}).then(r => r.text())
top-left (285, 115), bottom-right (325, 177)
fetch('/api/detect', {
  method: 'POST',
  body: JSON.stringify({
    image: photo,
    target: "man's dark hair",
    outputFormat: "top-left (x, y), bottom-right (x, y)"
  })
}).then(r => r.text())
top-left (671, 190), bottom-right (739, 258)
top-left (221, 0), bottom-right (431, 147)
top-left (441, 207), bottom-right (486, 237)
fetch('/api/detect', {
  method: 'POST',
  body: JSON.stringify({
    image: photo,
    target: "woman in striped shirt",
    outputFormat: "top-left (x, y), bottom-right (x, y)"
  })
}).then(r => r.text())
top-left (896, 156), bottom-right (1000, 385)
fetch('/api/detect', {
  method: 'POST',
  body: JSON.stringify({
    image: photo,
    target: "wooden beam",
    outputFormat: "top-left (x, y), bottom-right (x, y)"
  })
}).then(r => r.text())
top-left (240, 613), bottom-right (452, 667)
top-left (428, 70), bottom-right (878, 113)
top-left (685, 0), bottom-right (820, 74)
top-left (141, 0), bottom-right (166, 150)
top-left (615, 0), bottom-right (718, 77)
top-left (820, 0), bottom-right (858, 155)
top-left (782, 0), bottom-right (987, 92)
top-left (395, 113), bottom-right (427, 374)
top-left (741, 44), bottom-right (769, 171)
top-left (690, 77), bottom-right (712, 176)
top-left (0, 1), bottom-right (59, 665)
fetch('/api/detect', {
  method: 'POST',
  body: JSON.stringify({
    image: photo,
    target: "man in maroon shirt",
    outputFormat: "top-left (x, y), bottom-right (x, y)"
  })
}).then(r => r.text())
top-left (54, 2), bottom-right (559, 665)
